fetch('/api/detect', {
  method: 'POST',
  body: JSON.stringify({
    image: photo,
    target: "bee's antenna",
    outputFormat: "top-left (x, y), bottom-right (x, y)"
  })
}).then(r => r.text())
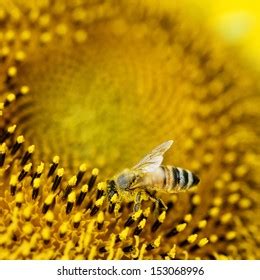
top-left (107, 179), bottom-right (117, 199)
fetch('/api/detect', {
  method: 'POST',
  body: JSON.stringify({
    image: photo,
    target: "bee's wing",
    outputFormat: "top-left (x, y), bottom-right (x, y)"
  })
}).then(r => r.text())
top-left (132, 140), bottom-right (173, 173)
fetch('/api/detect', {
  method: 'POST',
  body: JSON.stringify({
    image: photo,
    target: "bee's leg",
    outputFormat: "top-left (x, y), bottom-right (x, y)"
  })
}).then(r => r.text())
top-left (153, 199), bottom-right (168, 215)
top-left (133, 191), bottom-right (142, 212)
top-left (157, 198), bottom-right (168, 212)
top-left (145, 190), bottom-right (168, 213)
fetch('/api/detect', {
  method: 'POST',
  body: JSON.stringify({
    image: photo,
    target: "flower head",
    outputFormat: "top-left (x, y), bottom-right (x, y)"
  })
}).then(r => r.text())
top-left (0, 0), bottom-right (259, 259)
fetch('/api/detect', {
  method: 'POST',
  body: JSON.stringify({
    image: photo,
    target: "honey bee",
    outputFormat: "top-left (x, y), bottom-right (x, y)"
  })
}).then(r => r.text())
top-left (107, 140), bottom-right (200, 212)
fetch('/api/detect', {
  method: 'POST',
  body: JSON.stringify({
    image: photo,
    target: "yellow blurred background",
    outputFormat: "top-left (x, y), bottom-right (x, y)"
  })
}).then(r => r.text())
top-left (185, 0), bottom-right (260, 72)
top-left (123, 0), bottom-right (260, 72)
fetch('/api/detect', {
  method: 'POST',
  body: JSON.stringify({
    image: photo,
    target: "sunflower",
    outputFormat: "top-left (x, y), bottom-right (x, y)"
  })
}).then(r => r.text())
top-left (0, 0), bottom-right (259, 260)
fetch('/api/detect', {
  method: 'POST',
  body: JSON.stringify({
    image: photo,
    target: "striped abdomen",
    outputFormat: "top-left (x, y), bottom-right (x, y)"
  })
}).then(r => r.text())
top-left (146, 165), bottom-right (200, 192)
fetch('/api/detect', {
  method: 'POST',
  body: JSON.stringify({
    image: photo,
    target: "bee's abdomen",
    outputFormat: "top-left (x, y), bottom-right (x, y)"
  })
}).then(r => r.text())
top-left (164, 166), bottom-right (200, 192)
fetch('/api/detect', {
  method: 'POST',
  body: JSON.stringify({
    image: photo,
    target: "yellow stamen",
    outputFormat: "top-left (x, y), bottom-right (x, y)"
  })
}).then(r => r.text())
top-left (198, 238), bottom-right (209, 247)
top-left (177, 223), bottom-right (187, 232)
top-left (188, 234), bottom-right (198, 244)
top-left (119, 227), bottom-right (129, 241)
top-left (158, 211), bottom-right (166, 223)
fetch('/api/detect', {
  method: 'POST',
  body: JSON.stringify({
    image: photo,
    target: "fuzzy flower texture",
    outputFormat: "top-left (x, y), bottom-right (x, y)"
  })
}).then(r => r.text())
top-left (0, 0), bottom-right (259, 260)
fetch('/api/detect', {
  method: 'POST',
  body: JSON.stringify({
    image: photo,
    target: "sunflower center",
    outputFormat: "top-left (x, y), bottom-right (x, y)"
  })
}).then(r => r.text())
top-left (16, 20), bottom-right (195, 173)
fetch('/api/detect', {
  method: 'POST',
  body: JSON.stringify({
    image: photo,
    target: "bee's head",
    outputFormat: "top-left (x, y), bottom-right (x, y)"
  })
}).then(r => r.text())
top-left (115, 169), bottom-right (136, 190)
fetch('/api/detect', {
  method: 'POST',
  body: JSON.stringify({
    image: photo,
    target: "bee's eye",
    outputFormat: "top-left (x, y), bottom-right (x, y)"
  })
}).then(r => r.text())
top-left (117, 174), bottom-right (131, 189)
